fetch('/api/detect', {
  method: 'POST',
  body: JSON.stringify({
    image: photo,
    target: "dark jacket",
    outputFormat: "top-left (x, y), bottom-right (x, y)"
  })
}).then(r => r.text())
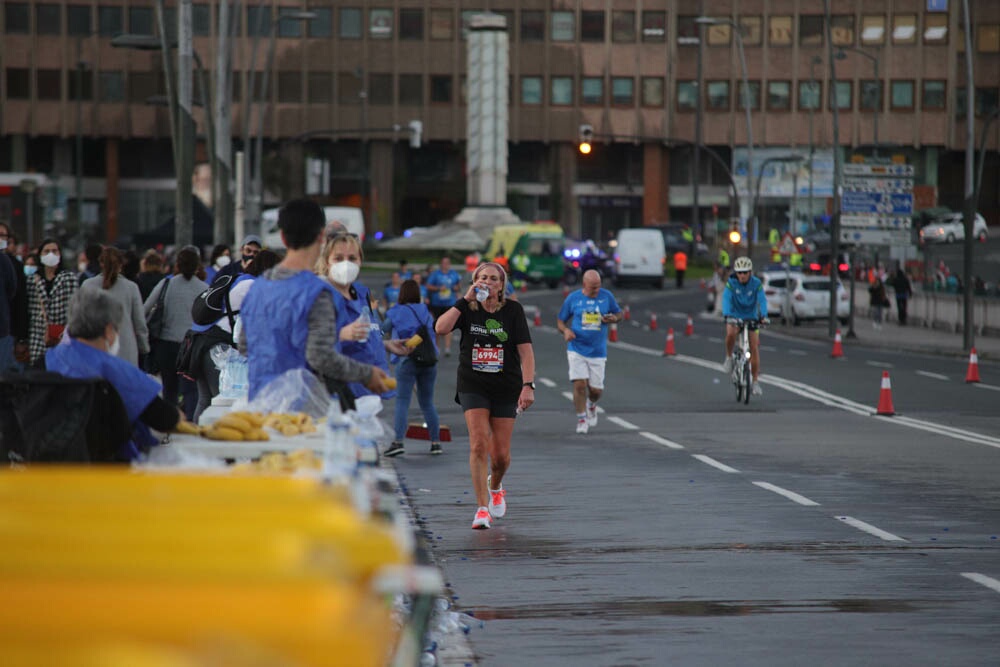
top-left (0, 252), bottom-right (15, 338)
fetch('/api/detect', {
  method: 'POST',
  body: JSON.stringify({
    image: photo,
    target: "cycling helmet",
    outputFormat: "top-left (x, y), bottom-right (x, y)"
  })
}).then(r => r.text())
top-left (733, 256), bottom-right (753, 272)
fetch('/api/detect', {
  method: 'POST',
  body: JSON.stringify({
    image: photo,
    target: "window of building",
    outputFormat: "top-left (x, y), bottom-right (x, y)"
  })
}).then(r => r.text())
top-left (676, 81), bottom-right (697, 111)
top-left (430, 75), bottom-right (452, 103)
top-left (767, 81), bottom-right (791, 110)
top-left (369, 73), bottom-right (392, 105)
top-left (370, 8), bottom-right (392, 39)
top-left (769, 15), bottom-right (793, 46)
top-left (641, 77), bottom-right (664, 107)
top-left (6, 68), bottom-right (30, 99)
top-left (860, 15), bottom-right (885, 45)
top-left (305, 8), bottom-right (331, 37)
top-left (192, 4), bottom-right (210, 36)
top-left (890, 80), bottom-right (914, 110)
top-left (307, 72), bottom-right (332, 103)
top-left (677, 15), bottom-right (698, 44)
top-left (738, 16), bottom-right (762, 46)
top-left (400, 8), bottom-right (423, 40)
top-left (706, 22), bottom-right (730, 46)
top-left (551, 77), bottom-right (573, 105)
top-left (922, 80), bottom-right (945, 109)
top-left (459, 10), bottom-right (480, 40)
top-left (737, 80), bottom-right (761, 110)
top-left (521, 76), bottom-right (542, 105)
top-left (231, 76), bottom-right (241, 101)
top-left (161, 7), bottom-right (178, 40)
top-left (338, 72), bottom-right (361, 104)
top-left (430, 9), bottom-right (452, 40)
top-left (36, 4), bottom-right (61, 35)
top-left (551, 11), bottom-right (574, 41)
top-left (36, 69), bottom-right (61, 99)
top-left (831, 15), bottom-right (855, 45)
top-left (581, 77), bottom-right (603, 105)
top-left (860, 80), bottom-right (881, 110)
top-left (976, 87), bottom-right (999, 115)
top-left (612, 77), bottom-right (634, 106)
top-left (978, 25), bottom-right (1000, 52)
top-left (246, 5), bottom-right (270, 37)
top-left (892, 14), bottom-right (916, 44)
top-left (829, 80), bottom-right (852, 110)
top-left (612, 11), bottom-right (635, 42)
top-left (798, 80), bottom-right (821, 110)
top-left (339, 8), bottom-right (362, 38)
top-left (68, 70), bottom-right (93, 100)
top-left (956, 87), bottom-right (967, 117)
top-left (581, 11), bottom-right (604, 42)
top-left (707, 81), bottom-right (730, 110)
top-left (129, 6), bottom-right (153, 35)
top-left (128, 72), bottom-right (159, 102)
top-left (278, 11), bottom-right (307, 38)
top-left (4, 4), bottom-right (29, 34)
top-left (521, 10), bottom-right (544, 42)
top-left (641, 11), bottom-right (665, 42)
top-left (250, 72), bottom-right (266, 102)
top-left (277, 71), bottom-right (301, 103)
top-left (399, 74), bottom-right (422, 105)
top-left (98, 70), bottom-right (124, 102)
top-left (799, 15), bottom-right (823, 47)
top-left (923, 13), bottom-right (947, 44)
top-left (217, 4), bottom-right (241, 36)
top-left (97, 6), bottom-right (121, 36)
top-left (67, 5), bottom-right (91, 36)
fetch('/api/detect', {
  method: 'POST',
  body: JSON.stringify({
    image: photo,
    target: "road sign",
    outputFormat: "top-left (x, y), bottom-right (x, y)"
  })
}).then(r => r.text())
top-left (841, 191), bottom-right (914, 216)
top-left (841, 215), bottom-right (911, 229)
top-left (778, 232), bottom-right (798, 255)
top-left (840, 229), bottom-right (911, 246)
top-left (840, 158), bottom-right (915, 246)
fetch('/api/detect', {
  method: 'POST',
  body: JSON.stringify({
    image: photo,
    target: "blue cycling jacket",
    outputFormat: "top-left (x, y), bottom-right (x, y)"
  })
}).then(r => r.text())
top-left (721, 273), bottom-right (768, 321)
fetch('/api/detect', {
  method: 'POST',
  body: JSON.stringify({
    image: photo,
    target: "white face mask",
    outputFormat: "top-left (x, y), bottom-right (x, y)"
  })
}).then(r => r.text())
top-left (0, 239), bottom-right (7, 251)
top-left (328, 260), bottom-right (360, 286)
top-left (107, 334), bottom-right (121, 357)
top-left (215, 255), bottom-right (231, 268)
top-left (41, 252), bottom-right (61, 268)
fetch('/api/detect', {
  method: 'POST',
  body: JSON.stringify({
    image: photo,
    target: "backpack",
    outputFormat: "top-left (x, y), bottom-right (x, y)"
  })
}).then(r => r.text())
top-left (191, 272), bottom-right (240, 328)
top-left (145, 276), bottom-right (171, 341)
top-left (0, 371), bottom-right (132, 463)
top-left (404, 305), bottom-right (438, 367)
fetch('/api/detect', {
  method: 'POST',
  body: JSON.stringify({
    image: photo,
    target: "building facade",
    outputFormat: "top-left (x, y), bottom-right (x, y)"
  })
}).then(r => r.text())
top-left (1, 0), bottom-right (998, 248)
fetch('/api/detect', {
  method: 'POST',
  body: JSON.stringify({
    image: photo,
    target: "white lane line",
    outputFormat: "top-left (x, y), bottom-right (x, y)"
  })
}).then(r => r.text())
top-left (707, 336), bottom-right (723, 344)
top-left (973, 383), bottom-right (1000, 392)
top-left (639, 431), bottom-right (685, 450)
top-left (789, 349), bottom-right (808, 356)
top-left (691, 454), bottom-right (740, 473)
top-left (835, 516), bottom-right (907, 542)
top-left (760, 345), bottom-right (778, 352)
top-left (916, 370), bottom-right (949, 381)
top-left (961, 572), bottom-right (1000, 595)
top-left (866, 360), bottom-right (893, 368)
top-left (561, 391), bottom-right (574, 401)
top-left (538, 377), bottom-right (557, 388)
top-left (607, 416), bottom-right (640, 430)
top-left (752, 481), bottom-right (821, 506)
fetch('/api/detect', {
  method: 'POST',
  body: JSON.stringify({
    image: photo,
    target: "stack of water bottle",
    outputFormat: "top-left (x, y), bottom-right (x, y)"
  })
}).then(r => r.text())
top-left (324, 395), bottom-right (387, 512)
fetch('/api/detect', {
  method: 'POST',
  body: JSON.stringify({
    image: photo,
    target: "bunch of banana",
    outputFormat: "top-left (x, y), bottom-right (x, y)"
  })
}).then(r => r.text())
top-left (232, 449), bottom-right (323, 474)
top-left (202, 412), bottom-right (270, 442)
top-left (262, 412), bottom-right (317, 437)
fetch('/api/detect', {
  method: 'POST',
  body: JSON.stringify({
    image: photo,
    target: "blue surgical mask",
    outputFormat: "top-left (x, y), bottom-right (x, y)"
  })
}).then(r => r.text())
top-left (24, 265), bottom-right (37, 277)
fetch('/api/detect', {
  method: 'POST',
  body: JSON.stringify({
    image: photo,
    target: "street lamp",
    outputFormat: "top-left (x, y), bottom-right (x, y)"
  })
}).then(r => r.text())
top-left (808, 56), bottom-right (822, 231)
top-left (835, 46), bottom-right (880, 156)
top-left (696, 16), bottom-right (754, 257)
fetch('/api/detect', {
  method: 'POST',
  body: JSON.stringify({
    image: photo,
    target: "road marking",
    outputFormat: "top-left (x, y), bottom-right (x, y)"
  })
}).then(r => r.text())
top-left (789, 349), bottom-right (808, 356)
top-left (707, 336), bottom-right (723, 344)
top-left (668, 311), bottom-right (689, 318)
top-left (752, 481), bottom-right (820, 506)
top-left (557, 390), bottom-right (606, 414)
top-left (639, 431), bottom-right (685, 450)
top-left (607, 416), bottom-right (640, 430)
top-left (761, 345), bottom-right (778, 352)
top-left (961, 572), bottom-right (1000, 595)
top-left (538, 377), bottom-right (557, 388)
top-left (561, 391), bottom-right (574, 401)
top-left (973, 383), bottom-right (1000, 392)
top-left (835, 516), bottom-right (907, 542)
top-left (916, 370), bottom-right (949, 381)
top-left (691, 454), bottom-right (739, 473)
top-left (866, 360), bottom-right (893, 368)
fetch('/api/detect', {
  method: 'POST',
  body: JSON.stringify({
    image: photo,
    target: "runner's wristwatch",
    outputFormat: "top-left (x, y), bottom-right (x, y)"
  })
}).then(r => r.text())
top-left (522, 382), bottom-right (536, 390)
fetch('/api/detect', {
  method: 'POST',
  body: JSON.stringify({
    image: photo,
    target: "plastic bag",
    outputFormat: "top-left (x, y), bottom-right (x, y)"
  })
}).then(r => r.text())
top-left (247, 368), bottom-right (331, 419)
top-left (211, 345), bottom-right (249, 400)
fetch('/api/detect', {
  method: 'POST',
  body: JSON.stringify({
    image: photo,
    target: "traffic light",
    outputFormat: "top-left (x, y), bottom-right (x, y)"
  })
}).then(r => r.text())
top-left (578, 124), bottom-right (593, 155)
top-left (408, 120), bottom-right (422, 148)
top-left (728, 221), bottom-right (742, 245)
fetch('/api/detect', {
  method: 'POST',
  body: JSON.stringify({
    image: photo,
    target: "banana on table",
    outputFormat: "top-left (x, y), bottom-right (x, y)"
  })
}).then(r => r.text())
top-left (173, 411), bottom-right (320, 441)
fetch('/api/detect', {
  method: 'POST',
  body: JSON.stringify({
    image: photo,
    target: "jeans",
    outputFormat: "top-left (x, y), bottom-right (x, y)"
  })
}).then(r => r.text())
top-left (0, 335), bottom-right (16, 374)
top-left (393, 358), bottom-right (440, 442)
top-left (194, 347), bottom-right (221, 424)
top-left (153, 340), bottom-right (197, 421)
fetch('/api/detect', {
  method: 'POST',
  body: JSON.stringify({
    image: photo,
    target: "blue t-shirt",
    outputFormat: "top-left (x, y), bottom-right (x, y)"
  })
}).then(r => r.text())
top-left (557, 288), bottom-right (621, 358)
top-left (426, 269), bottom-right (463, 307)
top-left (383, 284), bottom-right (400, 307)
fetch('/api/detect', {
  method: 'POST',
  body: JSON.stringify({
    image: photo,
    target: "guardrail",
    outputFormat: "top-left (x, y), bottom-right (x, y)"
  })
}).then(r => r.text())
top-left (855, 289), bottom-right (1000, 337)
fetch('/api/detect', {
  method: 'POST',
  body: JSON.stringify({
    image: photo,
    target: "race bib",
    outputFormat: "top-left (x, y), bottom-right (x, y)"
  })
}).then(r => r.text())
top-left (440, 288), bottom-right (451, 299)
top-left (472, 343), bottom-right (504, 373)
top-left (581, 311), bottom-right (602, 330)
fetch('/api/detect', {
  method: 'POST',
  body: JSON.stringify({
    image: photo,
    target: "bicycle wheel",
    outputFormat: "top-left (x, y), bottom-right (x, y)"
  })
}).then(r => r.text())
top-left (741, 360), bottom-right (751, 404)
top-left (733, 355), bottom-right (744, 402)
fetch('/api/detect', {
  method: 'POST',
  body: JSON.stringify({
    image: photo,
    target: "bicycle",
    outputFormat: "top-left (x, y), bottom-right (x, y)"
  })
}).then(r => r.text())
top-left (726, 318), bottom-right (764, 404)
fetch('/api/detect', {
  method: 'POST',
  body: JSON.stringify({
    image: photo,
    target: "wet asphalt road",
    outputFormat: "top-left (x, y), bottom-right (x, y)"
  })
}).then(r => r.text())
top-left (382, 281), bottom-right (1000, 667)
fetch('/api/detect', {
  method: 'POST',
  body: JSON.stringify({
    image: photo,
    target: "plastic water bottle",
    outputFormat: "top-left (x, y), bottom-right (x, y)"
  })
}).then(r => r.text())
top-left (475, 286), bottom-right (489, 302)
top-left (356, 309), bottom-right (371, 341)
top-left (325, 401), bottom-right (356, 479)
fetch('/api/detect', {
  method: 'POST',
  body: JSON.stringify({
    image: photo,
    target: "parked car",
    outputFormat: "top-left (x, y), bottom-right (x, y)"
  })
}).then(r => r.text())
top-left (918, 212), bottom-right (988, 244)
top-left (786, 274), bottom-right (850, 326)
top-left (758, 267), bottom-right (803, 319)
top-left (794, 229), bottom-right (831, 254)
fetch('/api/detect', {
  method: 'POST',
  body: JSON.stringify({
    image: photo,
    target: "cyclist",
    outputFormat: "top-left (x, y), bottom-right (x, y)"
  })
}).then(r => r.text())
top-left (721, 256), bottom-right (768, 396)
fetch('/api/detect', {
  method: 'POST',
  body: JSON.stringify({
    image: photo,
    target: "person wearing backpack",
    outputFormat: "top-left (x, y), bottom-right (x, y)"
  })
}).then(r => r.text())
top-left (381, 279), bottom-right (441, 457)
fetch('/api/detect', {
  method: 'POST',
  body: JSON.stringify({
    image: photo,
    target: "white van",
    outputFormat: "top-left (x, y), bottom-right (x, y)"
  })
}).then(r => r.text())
top-left (262, 206), bottom-right (365, 249)
top-left (614, 228), bottom-right (666, 288)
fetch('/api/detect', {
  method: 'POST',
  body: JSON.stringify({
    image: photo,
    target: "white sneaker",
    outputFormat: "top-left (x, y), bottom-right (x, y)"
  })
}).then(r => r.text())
top-left (752, 381), bottom-right (763, 396)
top-left (471, 506), bottom-right (491, 530)
top-left (722, 356), bottom-right (733, 374)
top-left (576, 419), bottom-right (589, 434)
top-left (586, 404), bottom-right (598, 427)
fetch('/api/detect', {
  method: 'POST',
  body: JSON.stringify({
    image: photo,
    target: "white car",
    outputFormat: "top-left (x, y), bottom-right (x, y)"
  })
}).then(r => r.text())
top-left (262, 206), bottom-right (366, 250)
top-left (919, 213), bottom-right (988, 244)
top-left (788, 275), bottom-right (850, 326)
top-left (759, 269), bottom-right (803, 319)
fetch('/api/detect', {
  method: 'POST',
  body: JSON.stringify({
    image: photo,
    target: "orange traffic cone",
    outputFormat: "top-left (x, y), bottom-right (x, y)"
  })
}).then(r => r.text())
top-left (649, 313), bottom-right (658, 331)
top-left (623, 304), bottom-right (631, 321)
top-left (663, 329), bottom-right (676, 356)
top-left (831, 329), bottom-right (844, 358)
top-left (533, 310), bottom-right (542, 327)
top-left (875, 371), bottom-right (895, 416)
top-left (684, 315), bottom-right (694, 336)
top-left (608, 323), bottom-right (619, 343)
top-left (965, 347), bottom-right (981, 383)
top-left (520, 282), bottom-right (528, 293)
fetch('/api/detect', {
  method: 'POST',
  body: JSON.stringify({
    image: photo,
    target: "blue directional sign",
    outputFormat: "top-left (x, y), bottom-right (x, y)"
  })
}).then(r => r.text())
top-left (927, 0), bottom-right (948, 12)
top-left (842, 191), bottom-right (914, 216)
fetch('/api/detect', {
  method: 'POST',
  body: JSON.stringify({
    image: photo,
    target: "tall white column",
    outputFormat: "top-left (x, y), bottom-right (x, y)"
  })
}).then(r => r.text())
top-left (466, 14), bottom-right (508, 207)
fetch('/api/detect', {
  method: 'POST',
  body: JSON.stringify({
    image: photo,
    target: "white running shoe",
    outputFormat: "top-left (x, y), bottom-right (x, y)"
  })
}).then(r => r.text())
top-left (489, 484), bottom-right (506, 518)
top-left (586, 404), bottom-right (598, 427)
top-left (752, 381), bottom-right (763, 396)
top-left (471, 506), bottom-right (491, 530)
top-left (723, 356), bottom-right (733, 374)
top-left (576, 419), bottom-right (589, 434)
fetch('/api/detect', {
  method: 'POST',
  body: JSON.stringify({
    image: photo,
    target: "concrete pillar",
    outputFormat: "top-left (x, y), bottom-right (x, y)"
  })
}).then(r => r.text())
top-left (282, 141), bottom-right (306, 200)
top-left (643, 144), bottom-right (670, 226)
top-left (11, 135), bottom-right (27, 171)
top-left (551, 143), bottom-right (578, 236)
top-left (105, 139), bottom-right (119, 242)
top-left (369, 140), bottom-right (395, 233)
top-left (465, 14), bottom-right (508, 206)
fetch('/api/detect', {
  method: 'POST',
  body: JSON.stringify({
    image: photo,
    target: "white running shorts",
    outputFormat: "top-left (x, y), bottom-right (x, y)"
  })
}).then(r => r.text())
top-left (567, 350), bottom-right (606, 389)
